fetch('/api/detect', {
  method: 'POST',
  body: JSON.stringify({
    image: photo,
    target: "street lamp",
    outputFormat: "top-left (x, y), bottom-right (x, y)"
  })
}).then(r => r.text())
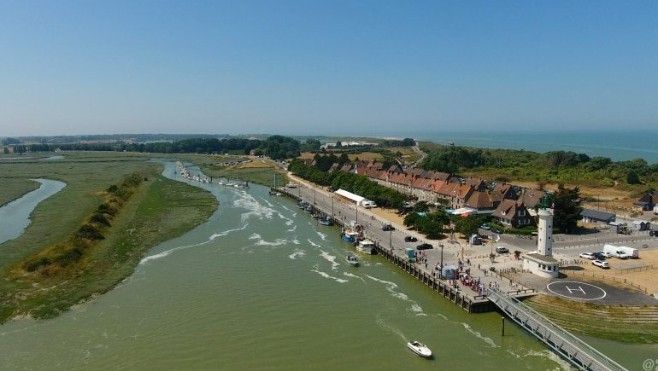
top-left (440, 243), bottom-right (444, 279)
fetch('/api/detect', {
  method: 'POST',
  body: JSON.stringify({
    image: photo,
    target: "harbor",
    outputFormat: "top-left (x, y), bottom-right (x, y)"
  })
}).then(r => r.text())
top-left (275, 180), bottom-right (628, 371)
top-left (275, 182), bottom-right (536, 314)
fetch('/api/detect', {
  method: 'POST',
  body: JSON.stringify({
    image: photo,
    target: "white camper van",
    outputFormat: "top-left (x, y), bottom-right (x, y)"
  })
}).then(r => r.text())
top-left (603, 244), bottom-right (638, 259)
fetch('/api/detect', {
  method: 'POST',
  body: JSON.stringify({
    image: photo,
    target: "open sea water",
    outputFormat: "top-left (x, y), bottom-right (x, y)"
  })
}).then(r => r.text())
top-left (410, 130), bottom-right (658, 164)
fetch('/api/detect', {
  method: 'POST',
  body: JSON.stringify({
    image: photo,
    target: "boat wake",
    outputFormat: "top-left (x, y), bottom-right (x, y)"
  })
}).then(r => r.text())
top-left (461, 323), bottom-right (498, 348)
top-left (315, 231), bottom-right (327, 241)
top-left (366, 275), bottom-right (426, 316)
top-left (375, 314), bottom-right (407, 342)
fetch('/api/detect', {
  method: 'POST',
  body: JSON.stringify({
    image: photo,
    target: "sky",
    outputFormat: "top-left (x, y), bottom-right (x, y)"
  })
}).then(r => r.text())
top-left (1, 1), bottom-right (657, 137)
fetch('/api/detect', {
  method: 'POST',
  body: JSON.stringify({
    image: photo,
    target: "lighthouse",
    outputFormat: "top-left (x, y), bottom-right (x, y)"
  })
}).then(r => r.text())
top-left (537, 208), bottom-right (553, 257)
top-left (522, 197), bottom-right (559, 278)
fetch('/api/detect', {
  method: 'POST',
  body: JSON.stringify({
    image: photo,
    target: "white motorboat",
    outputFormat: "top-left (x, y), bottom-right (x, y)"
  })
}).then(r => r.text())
top-left (346, 254), bottom-right (359, 267)
top-left (407, 340), bottom-right (432, 358)
top-left (357, 239), bottom-right (376, 255)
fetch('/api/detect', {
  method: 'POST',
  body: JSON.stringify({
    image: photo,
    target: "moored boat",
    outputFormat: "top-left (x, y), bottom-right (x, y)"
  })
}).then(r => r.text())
top-left (341, 223), bottom-right (363, 243)
top-left (407, 340), bottom-right (432, 358)
top-left (319, 216), bottom-right (334, 226)
top-left (357, 239), bottom-right (376, 255)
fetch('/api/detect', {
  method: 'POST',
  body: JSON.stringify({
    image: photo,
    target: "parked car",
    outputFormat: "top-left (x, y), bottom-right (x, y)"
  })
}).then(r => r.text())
top-left (592, 252), bottom-right (607, 260)
top-left (592, 260), bottom-right (610, 269)
top-left (416, 243), bottom-right (433, 250)
top-left (480, 224), bottom-right (491, 230)
top-left (382, 223), bottom-right (395, 231)
top-left (650, 230), bottom-right (658, 237)
top-left (491, 227), bottom-right (503, 234)
top-left (404, 236), bottom-right (418, 242)
top-left (579, 252), bottom-right (595, 260)
top-left (496, 246), bottom-right (509, 254)
top-left (594, 251), bottom-right (613, 258)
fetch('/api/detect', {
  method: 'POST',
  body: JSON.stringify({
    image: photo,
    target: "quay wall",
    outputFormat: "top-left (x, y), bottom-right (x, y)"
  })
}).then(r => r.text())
top-left (276, 187), bottom-right (496, 313)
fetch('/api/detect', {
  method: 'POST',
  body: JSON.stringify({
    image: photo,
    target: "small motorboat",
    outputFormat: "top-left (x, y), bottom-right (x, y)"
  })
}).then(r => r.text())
top-left (407, 340), bottom-right (432, 358)
top-left (346, 254), bottom-right (359, 267)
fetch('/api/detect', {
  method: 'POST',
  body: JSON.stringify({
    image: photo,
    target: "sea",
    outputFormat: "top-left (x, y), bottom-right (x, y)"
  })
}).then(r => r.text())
top-left (407, 130), bottom-right (658, 164)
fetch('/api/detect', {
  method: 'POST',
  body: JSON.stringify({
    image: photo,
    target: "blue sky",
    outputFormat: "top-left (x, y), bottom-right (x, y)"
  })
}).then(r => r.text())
top-left (1, 1), bottom-right (657, 137)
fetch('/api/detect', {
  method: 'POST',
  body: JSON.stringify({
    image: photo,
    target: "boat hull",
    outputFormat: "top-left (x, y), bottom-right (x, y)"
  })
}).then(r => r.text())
top-left (407, 342), bottom-right (432, 358)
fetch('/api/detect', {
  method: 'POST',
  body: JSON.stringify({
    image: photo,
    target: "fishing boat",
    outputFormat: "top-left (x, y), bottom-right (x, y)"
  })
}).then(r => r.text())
top-left (346, 254), bottom-right (359, 267)
top-left (357, 239), bottom-right (376, 255)
top-left (407, 340), bottom-right (432, 358)
top-left (341, 223), bottom-right (363, 243)
top-left (342, 229), bottom-right (360, 243)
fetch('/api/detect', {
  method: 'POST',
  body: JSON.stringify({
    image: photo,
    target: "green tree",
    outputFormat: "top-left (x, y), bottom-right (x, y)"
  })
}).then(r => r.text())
top-left (454, 216), bottom-right (481, 238)
top-left (551, 184), bottom-right (583, 234)
top-left (627, 171), bottom-right (641, 185)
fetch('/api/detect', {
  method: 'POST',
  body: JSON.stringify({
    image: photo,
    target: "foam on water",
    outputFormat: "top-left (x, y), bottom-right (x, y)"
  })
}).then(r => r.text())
top-left (319, 250), bottom-right (339, 270)
top-left (139, 240), bottom-right (208, 265)
top-left (311, 267), bottom-right (348, 283)
top-left (209, 224), bottom-right (249, 240)
top-left (315, 231), bottom-right (327, 241)
top-left (233, 191), bottom-right (275, 223)
top-left (248, 233), bottom-right (288, 247)
top-left (307, 239), bottom-right (321, 248)
top-left (288, 249), bottom-right (306, 260)
top-left (461, 323), bottom-right (498, 348)
top-left (342, 272), bottom-right (365, 282)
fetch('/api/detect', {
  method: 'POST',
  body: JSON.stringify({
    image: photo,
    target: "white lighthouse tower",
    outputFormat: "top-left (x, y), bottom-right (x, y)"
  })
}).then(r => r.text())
top-left (537, 208), bottom-right (554, 257)
top-left (523, 198), bottom-right (559, 278)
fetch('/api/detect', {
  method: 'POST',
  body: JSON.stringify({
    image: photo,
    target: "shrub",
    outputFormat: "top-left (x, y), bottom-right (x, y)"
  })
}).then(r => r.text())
top-left (25, 257), bottom-right (52, 272)
top-left (77, 224), bottom-right (105, 240)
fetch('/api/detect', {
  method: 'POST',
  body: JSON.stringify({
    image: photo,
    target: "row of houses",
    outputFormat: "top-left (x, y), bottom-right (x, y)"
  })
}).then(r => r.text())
top-left (326, 160), bottom-right (545, 228)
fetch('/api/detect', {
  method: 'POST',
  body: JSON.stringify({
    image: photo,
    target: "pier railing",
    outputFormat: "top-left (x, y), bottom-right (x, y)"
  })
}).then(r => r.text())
top-left (487, 289), bottom-right (627, 371)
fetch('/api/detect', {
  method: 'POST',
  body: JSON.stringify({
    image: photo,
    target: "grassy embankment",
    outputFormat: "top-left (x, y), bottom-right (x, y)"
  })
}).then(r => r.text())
top-left (526, 294), bottom-right (658, 343)
top-left (0, 152), bottom-right (217, 322)
top-left (200, 157), bottom-right (290, 187)
top-left (0, 179), bottom-right (41, 206)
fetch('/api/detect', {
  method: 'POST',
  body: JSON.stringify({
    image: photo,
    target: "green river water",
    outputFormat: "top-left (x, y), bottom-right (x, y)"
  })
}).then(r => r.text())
top-left (1, 162), bottom-right (655, 370)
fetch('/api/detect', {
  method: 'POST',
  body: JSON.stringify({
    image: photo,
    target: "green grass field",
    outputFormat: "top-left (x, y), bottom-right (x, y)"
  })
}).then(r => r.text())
top-left (0, 152), bottom-right (217, 322)
top-left (0, 178), bottom-right (40, 206)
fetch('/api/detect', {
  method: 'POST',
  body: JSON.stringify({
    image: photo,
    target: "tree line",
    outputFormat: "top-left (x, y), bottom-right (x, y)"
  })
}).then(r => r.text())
top-left (419, 144), bottom-right (658, 188)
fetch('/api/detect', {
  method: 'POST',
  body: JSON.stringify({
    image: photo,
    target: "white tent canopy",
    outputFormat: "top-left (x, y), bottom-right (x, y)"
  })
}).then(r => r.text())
top-left (335, 189), bottom-right (365, 204)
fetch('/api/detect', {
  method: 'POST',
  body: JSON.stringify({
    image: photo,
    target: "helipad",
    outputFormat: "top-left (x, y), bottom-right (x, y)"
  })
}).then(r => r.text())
top-left (546, 281), bottom-right (607, 301)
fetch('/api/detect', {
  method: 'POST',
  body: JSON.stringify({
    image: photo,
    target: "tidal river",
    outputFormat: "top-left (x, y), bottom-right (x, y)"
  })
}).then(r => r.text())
top-left (0, 162), bottom-right (585, 370)
top-left (0, 179), bottom-right (66, 245)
